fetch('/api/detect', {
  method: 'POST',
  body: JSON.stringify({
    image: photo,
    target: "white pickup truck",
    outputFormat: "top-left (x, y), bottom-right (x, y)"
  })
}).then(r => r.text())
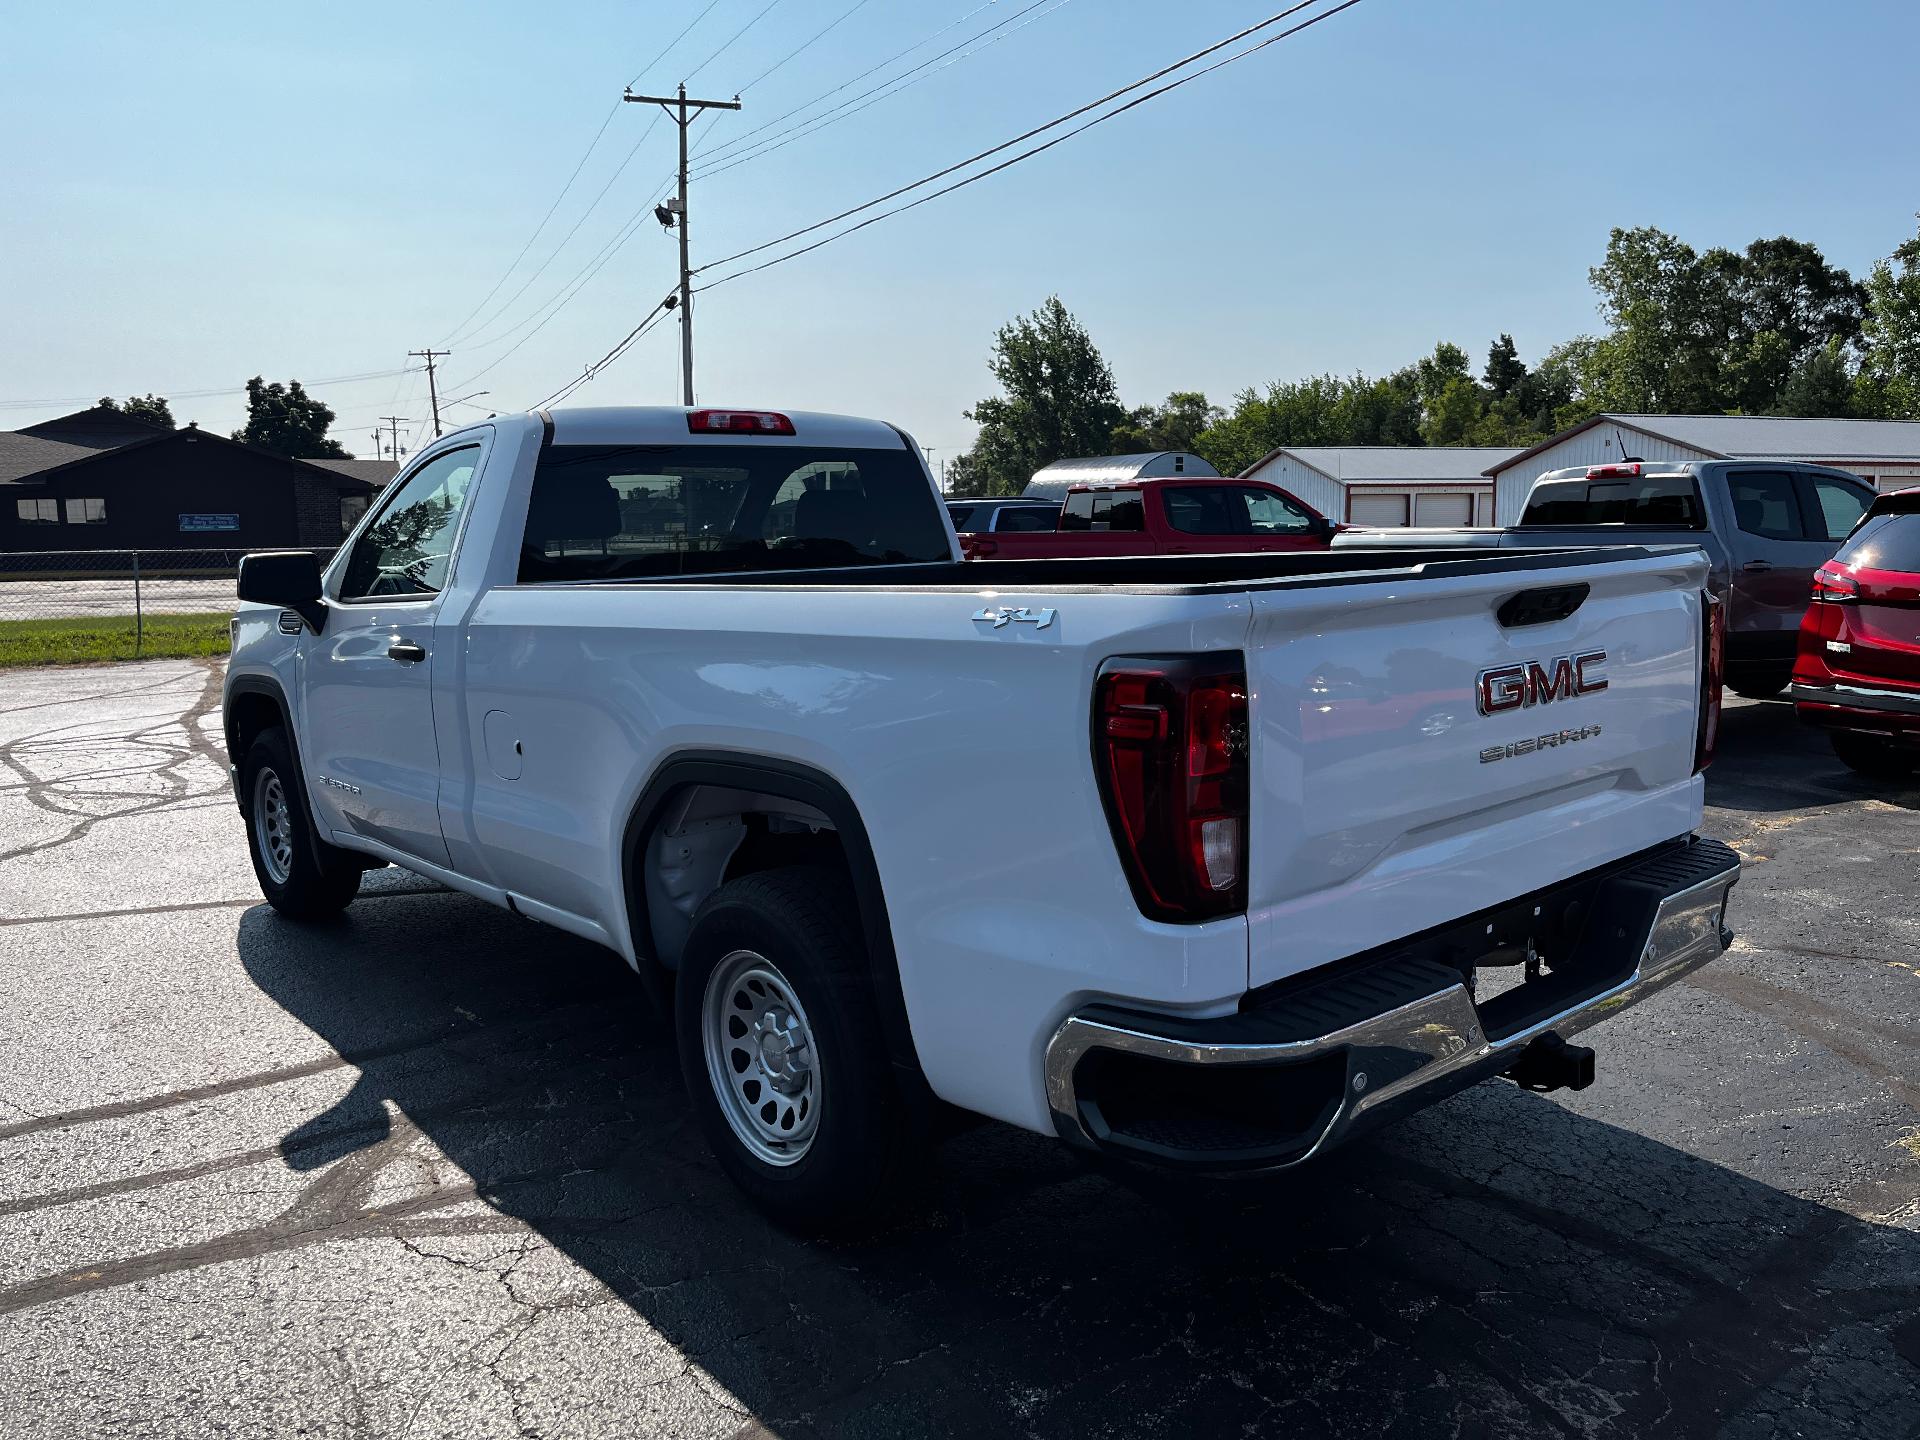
top-left (224, 406), bottom-right (1740, 1224)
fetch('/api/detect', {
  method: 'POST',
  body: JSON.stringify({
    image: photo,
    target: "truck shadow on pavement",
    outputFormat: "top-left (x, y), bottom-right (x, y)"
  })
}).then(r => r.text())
top-left (236, 892), bottom-right (1920, 1440)
top-left (1710, 696), bottom-right (1920, 815)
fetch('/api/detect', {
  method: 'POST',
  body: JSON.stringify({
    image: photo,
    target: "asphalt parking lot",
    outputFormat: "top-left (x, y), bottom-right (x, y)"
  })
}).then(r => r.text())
top-left (1, 658), bottom-right (1916, 1439)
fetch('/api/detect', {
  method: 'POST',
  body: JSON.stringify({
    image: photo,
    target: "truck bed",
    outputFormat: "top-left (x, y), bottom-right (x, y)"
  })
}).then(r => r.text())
top-left (504, 542), bottom-right (1687, 594)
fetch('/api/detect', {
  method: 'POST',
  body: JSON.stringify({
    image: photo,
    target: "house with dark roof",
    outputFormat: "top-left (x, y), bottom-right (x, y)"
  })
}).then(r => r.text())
top-left (1, 405), bottom-right (394, 551)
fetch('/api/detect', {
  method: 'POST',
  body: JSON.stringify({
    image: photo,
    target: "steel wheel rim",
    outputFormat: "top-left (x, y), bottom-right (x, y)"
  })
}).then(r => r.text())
top-left (701, 948), bottom-right (821, 1167)
top-left (253, 767), bottom-right (294, 885)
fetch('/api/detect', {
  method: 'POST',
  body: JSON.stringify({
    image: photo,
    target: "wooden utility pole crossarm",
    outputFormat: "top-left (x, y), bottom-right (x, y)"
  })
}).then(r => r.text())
top-left (407, 348), bottom-right (451, 437)
top-left (625, 85), bottom-right (741, 406)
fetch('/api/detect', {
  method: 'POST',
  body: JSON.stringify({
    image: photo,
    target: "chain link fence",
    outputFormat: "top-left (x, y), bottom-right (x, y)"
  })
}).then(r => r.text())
top-left (0, 548), bottom-right (336, 664)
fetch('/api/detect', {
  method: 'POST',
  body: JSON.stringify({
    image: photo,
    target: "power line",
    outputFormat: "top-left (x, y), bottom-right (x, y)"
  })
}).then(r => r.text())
top-left (684, 0), bottom-right (790, 85)
top-left (629, 0), bottom-right (729, 87)
top-left (690, 0), bottom-right (1002, 161)
top-left (733, 0), bottom-right (875, 94)
top-left (0, 367), bottom-right (421, 411)
top-left (454, 111), bottom-right (667, 352)
top-left (695, 0), bottom-right (1365, 291)
top-left (697, 0), bottom-right (1347, 280)
top-left (532, 296), bottom-right (678, 410)
top-left (691, 0), bottom-right (1068, 181)
top-left (440, 101), bottom-right (621, 346)
top-left (441, 0), bottom-right (739, 346)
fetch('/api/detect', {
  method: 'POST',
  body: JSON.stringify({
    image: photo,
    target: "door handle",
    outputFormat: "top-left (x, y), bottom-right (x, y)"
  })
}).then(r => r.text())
top-left (387, 638), bottom-right (427, 663)
top-left (1742, 561), bottom-right (1774, 573)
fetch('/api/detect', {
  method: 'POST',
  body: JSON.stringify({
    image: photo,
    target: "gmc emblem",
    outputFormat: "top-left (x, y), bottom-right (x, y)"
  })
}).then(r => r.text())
top-left (1476, 651), bottom-right (1607, 716)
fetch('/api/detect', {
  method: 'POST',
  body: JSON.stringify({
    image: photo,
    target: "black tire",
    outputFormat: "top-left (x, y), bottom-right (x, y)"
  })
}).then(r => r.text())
top-left (1830, 731), bottom-right (1920, 780)
top-left (675, 866), bottom-right (910, 1228)
top-left (241, 726), bottom-right (362, 920)
top-left (1728, 670), bottom-right (1791, 700)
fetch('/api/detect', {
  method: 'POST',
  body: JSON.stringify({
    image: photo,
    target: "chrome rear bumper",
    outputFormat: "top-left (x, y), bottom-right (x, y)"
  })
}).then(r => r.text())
top-left (1045, 836), bottom-right (1740, 1171)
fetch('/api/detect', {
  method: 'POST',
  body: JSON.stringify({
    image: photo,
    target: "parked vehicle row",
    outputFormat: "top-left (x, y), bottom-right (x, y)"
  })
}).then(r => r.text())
top-left (227, 406), bottom-right (1738, 1226)
top-left (957, 474), bottom-right (1339, 558)
top-left (1335, 459), bottom-right (1877, 698)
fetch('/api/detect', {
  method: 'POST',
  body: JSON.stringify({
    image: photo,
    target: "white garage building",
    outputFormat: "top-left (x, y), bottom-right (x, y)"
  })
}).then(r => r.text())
top-left (1240, 446), bottom-right (1520, 527)
top-left (1488, 414), bottom-right (1920, 524)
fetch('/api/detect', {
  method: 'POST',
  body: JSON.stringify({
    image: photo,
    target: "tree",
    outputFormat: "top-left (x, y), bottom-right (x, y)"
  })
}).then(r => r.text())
top-left (1483, 335), bottom-right (1525, 400)
top-left (1109, 392), bottom-right (1222, 454)
top-left (953, 298), bottom-right (1125, 496)
top-left (1190, 369), bottom-right (1425, 475)
top-left (231, 377), bottom-right (347, 458)
top-left (1578, 226), bottom-right (1866, 416)
top-left (1774, 338), bottom-right (1857, 418)
top-left (97, 393), bottom-right (175, 427)
top-left (1582, 226), bottom-right (1731, 413)
top-left (1858, 217), bottom-right (1920, 420)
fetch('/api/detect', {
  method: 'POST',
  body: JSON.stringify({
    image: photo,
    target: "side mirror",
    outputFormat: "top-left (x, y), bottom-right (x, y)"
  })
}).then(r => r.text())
top-left (237, 550), bottom-right (325, 632)
top-left (1311, 516), bottom-right (1339, 542)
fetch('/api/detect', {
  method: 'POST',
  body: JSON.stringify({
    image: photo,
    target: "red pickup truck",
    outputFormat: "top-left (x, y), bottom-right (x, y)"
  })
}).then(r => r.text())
top-left (963, 476), bottom-right (1338, 558)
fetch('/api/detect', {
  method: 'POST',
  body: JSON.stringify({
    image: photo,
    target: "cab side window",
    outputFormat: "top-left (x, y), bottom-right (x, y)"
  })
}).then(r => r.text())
top-left (339, 446), bottom-right (479, 599)
top-left (1240, 487), bottom-right (1314, 534)
top-left (1803, 475), bottom-right (1871, 542)
top-left (1726, 470), bottom-right (1805, 542)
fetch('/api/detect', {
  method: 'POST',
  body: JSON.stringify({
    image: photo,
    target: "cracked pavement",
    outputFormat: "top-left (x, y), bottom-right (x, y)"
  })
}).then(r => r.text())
top-left (0, 658), bottom-right (1916, 1438)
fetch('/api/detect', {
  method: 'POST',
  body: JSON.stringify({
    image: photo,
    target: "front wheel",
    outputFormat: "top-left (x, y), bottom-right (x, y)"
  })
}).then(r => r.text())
top-left (675, 867), bottom-right (910, 1228)
top-left (1830, 731), bottom-right (1920, 780)
top-left (242, 727), bottom-right (361, 919)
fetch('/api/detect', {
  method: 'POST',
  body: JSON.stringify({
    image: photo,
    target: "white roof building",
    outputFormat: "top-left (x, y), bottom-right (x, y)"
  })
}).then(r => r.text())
top-left (1488, 414), bottom-right (1920, 523)
top-left (1241, 445), bottom-right (1521, 527)
top-left (1023, 451), bottom-right (1218, 500)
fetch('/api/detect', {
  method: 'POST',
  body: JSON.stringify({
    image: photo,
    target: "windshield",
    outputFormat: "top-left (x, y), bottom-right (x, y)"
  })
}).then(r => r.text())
top-left (1520, 473), bottom-right (1705, 529)
top-left (519, 443), bottom-right (950, 582)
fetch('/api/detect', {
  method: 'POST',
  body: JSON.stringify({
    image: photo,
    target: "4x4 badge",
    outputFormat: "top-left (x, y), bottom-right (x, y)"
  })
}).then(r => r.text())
top-left (972, 606), bottom-right (1055, 630)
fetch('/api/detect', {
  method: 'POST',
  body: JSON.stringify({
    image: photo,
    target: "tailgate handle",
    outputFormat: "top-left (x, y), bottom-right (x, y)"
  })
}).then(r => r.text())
top-left (1497, 583), bottom-right (1590, 628)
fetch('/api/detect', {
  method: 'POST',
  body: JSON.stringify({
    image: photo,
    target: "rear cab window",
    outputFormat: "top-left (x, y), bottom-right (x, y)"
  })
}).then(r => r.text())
top-left (517, 443), bottom-right (949, 581)
top-left (1059, 491), bottom-right (1145, 532)
top-left (1520, 473), bottom-right (1705, 528)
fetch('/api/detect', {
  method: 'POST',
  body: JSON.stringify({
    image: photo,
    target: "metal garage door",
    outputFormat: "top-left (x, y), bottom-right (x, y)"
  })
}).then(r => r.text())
top-left (1349, 493), bottom-right (1409, 526)
top-left (1414, 492), bottom-right (1473, 527)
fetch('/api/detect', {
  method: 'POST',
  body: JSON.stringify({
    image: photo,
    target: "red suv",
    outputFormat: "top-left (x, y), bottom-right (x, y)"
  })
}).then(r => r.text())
top-left (1790, 488), bottom-right (1920, 777)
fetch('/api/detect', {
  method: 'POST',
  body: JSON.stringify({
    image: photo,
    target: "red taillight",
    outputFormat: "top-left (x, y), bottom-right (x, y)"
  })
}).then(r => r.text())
top-left (1811, 561), bottom-right (1859, 602)
top-left (1587, 463), bottom-right (1643, 479)
top-left (1695, 590), bottom-right (1724, 774)
top-left (962, 534), bottom-right (998, 558)
top-left (1093, 656), bottom-right (1249, 921)
top-left (687, 409), bottom-right (795, 435)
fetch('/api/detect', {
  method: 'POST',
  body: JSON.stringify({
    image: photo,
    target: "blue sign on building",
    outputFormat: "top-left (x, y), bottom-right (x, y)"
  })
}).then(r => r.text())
top-left (178, 513), bottom-right (240, 532)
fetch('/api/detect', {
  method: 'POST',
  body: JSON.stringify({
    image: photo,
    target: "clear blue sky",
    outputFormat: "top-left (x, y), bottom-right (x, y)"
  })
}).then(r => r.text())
top-left (2, 0), bottom-right (1916, 462)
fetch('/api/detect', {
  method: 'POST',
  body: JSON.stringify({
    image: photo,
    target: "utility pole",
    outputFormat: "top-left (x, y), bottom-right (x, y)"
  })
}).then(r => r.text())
top-left (378, 416), bottom-right (414, 464)
top-left (625, 84), bottom-right (741, 406)
top-left (370, 428), bottom-right (383, 461)
top-left (408, 349), bottom-right (451, 436)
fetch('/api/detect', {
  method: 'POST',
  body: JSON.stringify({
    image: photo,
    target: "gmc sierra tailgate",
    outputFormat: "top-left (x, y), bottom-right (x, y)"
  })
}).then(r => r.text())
top-left (1244, 548), bottom-right (1711, 988)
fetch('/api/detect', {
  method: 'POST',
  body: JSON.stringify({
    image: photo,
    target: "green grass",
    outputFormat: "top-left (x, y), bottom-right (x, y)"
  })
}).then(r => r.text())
top-left (0, 612), bottom-right (231, 668)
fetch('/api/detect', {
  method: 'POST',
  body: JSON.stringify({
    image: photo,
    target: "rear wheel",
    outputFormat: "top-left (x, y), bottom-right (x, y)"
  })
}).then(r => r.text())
top-left (1830, 731), bottom-right (1920, 780)
top-left (1728, 669), bottom-right (1791, 700)
top-left (242, 727), bottom-right (361, 919)
top-left (675, 866), bottom-right (910, 1228)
